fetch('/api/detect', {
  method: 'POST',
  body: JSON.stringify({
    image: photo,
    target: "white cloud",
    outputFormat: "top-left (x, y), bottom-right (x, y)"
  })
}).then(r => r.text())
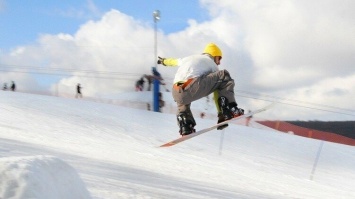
top-left (1, 0), bottom-right (354, 120)
top-left (203, 0), bottom-right (355, 75)
top-left (266, 74), bottom-right (355, 120)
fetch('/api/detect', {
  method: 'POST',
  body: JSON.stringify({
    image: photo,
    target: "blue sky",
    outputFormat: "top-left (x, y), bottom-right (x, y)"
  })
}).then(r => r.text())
top-left (0, 0), bottom-right (208, 49)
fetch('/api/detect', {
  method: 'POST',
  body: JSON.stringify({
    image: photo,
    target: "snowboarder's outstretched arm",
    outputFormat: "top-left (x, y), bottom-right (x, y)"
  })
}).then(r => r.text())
top-left (157, 56), bottom-right (179, 67)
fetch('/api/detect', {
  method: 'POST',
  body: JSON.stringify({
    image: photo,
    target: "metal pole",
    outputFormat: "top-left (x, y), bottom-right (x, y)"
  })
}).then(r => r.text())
top-left (153, 10), bottom-right (160, 112)
top-left (310, 140), bottom-right (324, 180)
top-left (153, 79), bottom-right (159, 112)
top-left (218, 129), bottom-right (225, 155)
top-left (154, 18), bottom-right (157, 69)
top-left (152, 10), bottom-right (160, 70)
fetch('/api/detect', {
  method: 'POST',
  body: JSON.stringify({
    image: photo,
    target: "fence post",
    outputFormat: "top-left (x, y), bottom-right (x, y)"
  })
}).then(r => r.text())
top-left (308, 130), bottom-right (313, 138)
top-left (275, 121), bottom-right (280, 130)
top-left (310, 140), bottom-right (324, 180)
top-left (153, 79), bottom-right (160, 112)
top-left (218, 129), bottom-right (225, 155)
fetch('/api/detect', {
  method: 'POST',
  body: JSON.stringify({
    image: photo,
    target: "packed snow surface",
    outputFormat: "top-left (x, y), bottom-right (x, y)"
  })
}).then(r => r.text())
top-left (0, 91), bottom-right (354, 199)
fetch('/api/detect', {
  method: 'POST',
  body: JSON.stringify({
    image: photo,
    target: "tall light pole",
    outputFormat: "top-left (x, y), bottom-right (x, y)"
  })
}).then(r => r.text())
top-left (153, 10), bottom-right (160, 112)
top-left (153, 10), bottom-right (160, 69)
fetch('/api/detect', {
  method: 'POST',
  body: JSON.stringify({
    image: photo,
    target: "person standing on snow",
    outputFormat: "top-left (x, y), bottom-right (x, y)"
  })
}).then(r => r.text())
top-left (135, 77), bottom-right (145, 91)
top-left (157, 43), bottom-right (244, 136)
top-left (10, 81), bottom-right (16, 91)
top-left (76, 83), bottom-right (83, 98)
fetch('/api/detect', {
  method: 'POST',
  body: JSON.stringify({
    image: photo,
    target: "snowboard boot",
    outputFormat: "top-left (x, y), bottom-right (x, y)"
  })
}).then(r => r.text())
top-left (218, 97), bottom-right (244, 121)
top-left (177, 112), bottom-right (196, 136)
top-left (228, 102), bottom-right (244, 118)
top-left (217, 113), bottom-right (228, 130)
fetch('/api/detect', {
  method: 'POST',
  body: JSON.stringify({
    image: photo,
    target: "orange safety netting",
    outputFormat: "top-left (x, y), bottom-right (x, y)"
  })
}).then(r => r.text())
top-left (257, 121), bottom-right (355, 146)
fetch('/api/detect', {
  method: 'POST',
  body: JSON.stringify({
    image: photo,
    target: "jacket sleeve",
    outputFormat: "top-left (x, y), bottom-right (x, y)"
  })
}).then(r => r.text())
top-left (162, 58), bottom-right (179, 67)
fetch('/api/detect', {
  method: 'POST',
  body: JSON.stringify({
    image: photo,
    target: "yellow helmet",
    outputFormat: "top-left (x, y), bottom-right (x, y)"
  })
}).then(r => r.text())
top-left (203, 43), bottom-right (222, 57)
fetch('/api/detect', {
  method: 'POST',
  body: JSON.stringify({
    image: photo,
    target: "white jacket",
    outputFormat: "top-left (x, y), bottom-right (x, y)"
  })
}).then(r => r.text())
top-left (163, 54), bottom-right (218, 84)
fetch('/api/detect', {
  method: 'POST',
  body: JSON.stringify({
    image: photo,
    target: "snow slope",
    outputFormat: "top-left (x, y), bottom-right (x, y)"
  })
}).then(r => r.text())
top-left (0, 91), bottom-right (354, 199)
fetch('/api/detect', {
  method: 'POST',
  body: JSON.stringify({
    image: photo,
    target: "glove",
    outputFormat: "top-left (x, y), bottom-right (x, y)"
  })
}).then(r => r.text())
top-left (157, 56), bottom-right (165, 65)
top-left (217, 113), bottom-right (228, 130)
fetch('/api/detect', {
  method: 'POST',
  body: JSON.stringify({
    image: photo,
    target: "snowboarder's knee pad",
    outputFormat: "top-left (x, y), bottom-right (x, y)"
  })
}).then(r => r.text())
top-left (217, 70), bottom-right (232, 82)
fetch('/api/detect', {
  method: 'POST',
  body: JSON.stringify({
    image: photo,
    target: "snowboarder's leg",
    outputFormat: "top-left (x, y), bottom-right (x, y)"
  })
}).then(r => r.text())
top-left (179, 70), bottom-right (237, 104)
top-left (171, 69), bottom-right (243, 134)
top-left (176, 104), bottom-right (196, 136)
top-left (199, 70), bottom-right (244, 122)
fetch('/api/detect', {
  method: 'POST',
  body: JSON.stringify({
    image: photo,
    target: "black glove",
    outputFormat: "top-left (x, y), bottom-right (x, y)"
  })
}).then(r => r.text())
top-left (157, 56), bottom-right (165, 65)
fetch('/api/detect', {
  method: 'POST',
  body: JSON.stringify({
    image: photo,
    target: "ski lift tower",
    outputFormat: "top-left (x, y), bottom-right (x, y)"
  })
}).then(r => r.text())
top-left (153, 10), bottom-right (160, 112)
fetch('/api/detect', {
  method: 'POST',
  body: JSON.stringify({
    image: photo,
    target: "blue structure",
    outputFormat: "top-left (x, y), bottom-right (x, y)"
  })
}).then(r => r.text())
top-left (153, 78), bottom-right (160, 112)
top-left (152, 10), bottom-right (161, 112)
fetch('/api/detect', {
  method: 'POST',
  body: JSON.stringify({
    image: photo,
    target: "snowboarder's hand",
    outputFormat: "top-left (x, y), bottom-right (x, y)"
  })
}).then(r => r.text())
top-left (157, 56), bottom-right (165, 65)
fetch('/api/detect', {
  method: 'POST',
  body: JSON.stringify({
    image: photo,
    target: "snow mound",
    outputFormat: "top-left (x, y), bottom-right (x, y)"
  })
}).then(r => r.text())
top-left (0, 155), bottom-right (91, 199)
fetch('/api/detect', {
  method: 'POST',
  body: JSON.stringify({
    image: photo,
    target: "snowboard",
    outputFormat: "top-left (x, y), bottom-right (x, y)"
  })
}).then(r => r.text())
top-left (160, 103), bottom-right (274, 147)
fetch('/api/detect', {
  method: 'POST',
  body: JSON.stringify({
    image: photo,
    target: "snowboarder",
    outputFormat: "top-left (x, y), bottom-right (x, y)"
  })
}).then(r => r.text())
top-left (157, 43), bottom-right (244, 136)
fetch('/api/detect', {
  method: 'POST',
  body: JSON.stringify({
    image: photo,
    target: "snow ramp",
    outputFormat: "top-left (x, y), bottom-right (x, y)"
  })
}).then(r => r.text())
top-left (0, 155), bottom-right (91, 199)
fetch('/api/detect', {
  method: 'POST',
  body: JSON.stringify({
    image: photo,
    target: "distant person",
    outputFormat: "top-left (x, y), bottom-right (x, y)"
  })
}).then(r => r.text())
top-left (152, 67), bottom-right (161, 79)
top-left (10, 81), bottom-right (16, 91)
top-left (151, 67), bottom-right (165, 85)
top-left (3, 83), bottom-right (7, 91)
top-left (135, 77), bottom-right (145, 91)
top-left (159, 92), bottom-right (165, 112)
top-left (144, 75), bottom-right (153, 91)
top-left (246, 110), bottom-right (252, 126)
top-left (76, 83), bottom-right (82, 98)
